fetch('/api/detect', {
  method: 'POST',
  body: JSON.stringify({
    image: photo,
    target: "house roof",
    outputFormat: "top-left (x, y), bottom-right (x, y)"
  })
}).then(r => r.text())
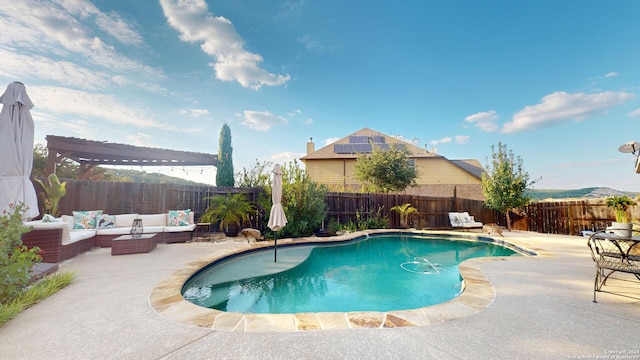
top-left (451, 159), bottom-right (485, 179)
top-left (300, 127), bottom-right (484, 179)
top-left (300, 127), bottom-right (441, 160)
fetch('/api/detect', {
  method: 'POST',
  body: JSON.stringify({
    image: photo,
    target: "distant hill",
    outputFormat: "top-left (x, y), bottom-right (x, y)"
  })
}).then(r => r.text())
top-left (103, 168), bottom-right (210, 186)
top-left (526, 187), bottom-right (639, 201)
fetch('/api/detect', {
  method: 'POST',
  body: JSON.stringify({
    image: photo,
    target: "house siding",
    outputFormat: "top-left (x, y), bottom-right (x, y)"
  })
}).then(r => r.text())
top-left (415, 158), bottom-right (481, 184)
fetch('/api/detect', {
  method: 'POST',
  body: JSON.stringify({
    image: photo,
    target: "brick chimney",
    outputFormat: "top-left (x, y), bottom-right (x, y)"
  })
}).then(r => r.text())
top-left (307, 137), bottom-right (315, 155)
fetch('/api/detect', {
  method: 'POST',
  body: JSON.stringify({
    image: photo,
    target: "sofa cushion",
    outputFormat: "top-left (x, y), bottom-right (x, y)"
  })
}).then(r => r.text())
top-left (164, 224), bottom-right (196, 232)
top-left (115, 213), bottom-right (138, 228)
top-left (141, 226), bottom-right (165, 234)
top-left (96, 214), bottom-right (116, 229)
top-left (138, 214), bottom-right (167, 227)
top-left (62, 229), bottom-right (96, 246)
top-left (73, 210), bottom-right (103, 229)
top-left (168, 209), bottom-right (191, 226)
top-left (95, 227), bottom-right (133, 236)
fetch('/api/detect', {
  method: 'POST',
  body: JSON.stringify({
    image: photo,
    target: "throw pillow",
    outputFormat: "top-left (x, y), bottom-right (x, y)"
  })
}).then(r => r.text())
top-left (461, 212), bottom-right (473, 223)
top-left (73, 210), bottom-right (103, 229)
top-left (96, 214), bottom-right (116, 229)
top-left (449, 213), bottom-right (462, 226)
top-left (168, 209), bottom-right (191, 226)
top-left (42, 214), bottom-right (58, 222)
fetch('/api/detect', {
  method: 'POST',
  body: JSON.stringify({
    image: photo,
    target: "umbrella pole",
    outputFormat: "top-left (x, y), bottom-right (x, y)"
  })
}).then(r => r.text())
top-left (274, 231), bottom-right (278, 262)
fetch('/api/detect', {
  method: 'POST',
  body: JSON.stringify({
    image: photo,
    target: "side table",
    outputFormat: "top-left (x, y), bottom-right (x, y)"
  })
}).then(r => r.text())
top-left (111, 233), bottom-right (158, 255)
top-left (195, 222), bottom-right (212, 240)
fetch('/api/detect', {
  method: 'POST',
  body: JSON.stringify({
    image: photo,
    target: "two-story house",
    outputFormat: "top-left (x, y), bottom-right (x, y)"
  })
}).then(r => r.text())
top-left (300, 128), bottom-right (484, 200)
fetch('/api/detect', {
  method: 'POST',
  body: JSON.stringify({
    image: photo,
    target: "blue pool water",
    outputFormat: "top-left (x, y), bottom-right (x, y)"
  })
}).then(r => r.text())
top-left (181, 234), bottom-right (520, 314)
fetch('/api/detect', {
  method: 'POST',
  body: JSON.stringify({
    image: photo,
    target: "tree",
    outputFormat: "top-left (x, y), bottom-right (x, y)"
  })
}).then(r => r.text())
top-left (235, 159), bottom-right (272, 188)
top-left (216, 123), bottom-right (235, 187)
top-left (481, 142), bottom-right (534, 231)
top-left (355, 143), bottom-right (417, 193)
top-left (32, 144), bottom-right (78, 179)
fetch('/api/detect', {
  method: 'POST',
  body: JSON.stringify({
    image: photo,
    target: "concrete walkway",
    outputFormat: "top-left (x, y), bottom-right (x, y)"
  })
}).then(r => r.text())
top-left (1, 232), bottom-right (638, 359)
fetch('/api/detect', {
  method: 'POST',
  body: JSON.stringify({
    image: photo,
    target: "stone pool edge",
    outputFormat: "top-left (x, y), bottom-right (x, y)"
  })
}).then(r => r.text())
top-left (148, 229), bottom-right (548, 332)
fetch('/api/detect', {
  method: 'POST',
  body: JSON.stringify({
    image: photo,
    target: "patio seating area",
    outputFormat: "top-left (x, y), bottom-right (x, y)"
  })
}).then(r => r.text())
top-left (1, 231), bottom-right (639, 359)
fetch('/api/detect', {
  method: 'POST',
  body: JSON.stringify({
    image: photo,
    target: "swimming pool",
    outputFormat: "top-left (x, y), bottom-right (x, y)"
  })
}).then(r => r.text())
top-left (181, 233), bottom-right (521, 314)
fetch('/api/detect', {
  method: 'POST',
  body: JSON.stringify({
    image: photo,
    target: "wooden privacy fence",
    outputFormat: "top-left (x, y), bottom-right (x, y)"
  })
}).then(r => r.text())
top-left (516, 200), bottom-right (640, 235)
top-left (324, 192), bottom-right (495, 229)
top-left (34, 179), bottom-right (633, 235)
top-left (45, 180), bottom-right (264, 230)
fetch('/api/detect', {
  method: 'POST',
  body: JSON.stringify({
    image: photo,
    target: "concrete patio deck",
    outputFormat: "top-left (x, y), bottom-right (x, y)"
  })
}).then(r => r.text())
top-left (1, 231), bottom-right (639, 359)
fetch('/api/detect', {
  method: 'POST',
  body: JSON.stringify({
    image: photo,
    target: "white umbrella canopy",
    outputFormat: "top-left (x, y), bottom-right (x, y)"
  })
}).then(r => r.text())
top-left (268, 164), bottom-right (287, 262)
top-left (0, 82), bottom-right (39, 219)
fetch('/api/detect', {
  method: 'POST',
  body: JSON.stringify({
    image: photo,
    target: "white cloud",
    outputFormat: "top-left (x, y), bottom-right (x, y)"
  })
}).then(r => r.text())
top-left (465, 110), bottom-right (499, 132)
top-left (159, 0), bottom-right (290, 90)
top-left (324, 137), bottom-right (340, 146)
top-left (55, 0), bottom-right (143, 46)
top-left (299, 35), bottom-right (326, 54)
top-left (126, 133), bottom-right (157, 147)
top-left (29, 85), bottom-right (158, 128)
top-left (238, 110), bottom-right (288, 131)
top-left (303, 118), bottom-right (313, 125)
top-left (287, 109), bottom-right (302, 117)
top-left (628, 108), bottom-right (640, 118)
top-left (269, 151), bottom-right (305, 165)
top-left (429, 137), bottom-right (452, 146)
top-left (179, 108), bottom-right (210, 117)
top-left (428, 136), bottom-right (468, 146)
top-left (0, 48), bottom-right (113, 91)
top-left (0, 1), bottom-right (163, 83)
top-left (503, 91), bottom-right (635, 133)
top-left (277, 0), bottom-right (307, 19)
top-left (605, 72), bottom-right (619, 78)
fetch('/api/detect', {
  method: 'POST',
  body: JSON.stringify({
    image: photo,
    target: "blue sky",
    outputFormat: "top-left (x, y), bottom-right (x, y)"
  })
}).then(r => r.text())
top-left (2, 0), bottom-right (640, 191)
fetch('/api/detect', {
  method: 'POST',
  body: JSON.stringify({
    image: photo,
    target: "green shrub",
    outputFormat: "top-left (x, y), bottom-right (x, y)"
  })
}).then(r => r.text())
top-left (0, 203), bottom-right (42, 303)
top-left (273, 160), bottom-right (328, 238)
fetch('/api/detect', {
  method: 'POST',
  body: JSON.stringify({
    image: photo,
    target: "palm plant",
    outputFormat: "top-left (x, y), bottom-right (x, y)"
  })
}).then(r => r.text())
top-left (201, 192), bottom-right (255, 236)
top-left (34, 174), bottom-right (67, 217)
top-left (606, 195), bottom-right (637, 223)
top-left (390, 203), bottom-right (418, 228)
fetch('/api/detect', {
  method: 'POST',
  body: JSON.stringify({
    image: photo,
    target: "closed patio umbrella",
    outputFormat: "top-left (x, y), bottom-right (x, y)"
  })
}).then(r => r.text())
top-left (268, 164), bottom-right (287, 262)
top-left (0, 82), bottom-right (39, 219)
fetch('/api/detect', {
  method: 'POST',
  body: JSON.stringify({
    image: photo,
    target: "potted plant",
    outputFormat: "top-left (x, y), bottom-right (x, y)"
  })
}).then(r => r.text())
top-left (390, 203), bottom-right (418, 229)
top-left (201, 192), bottom-right (255, 237)
top-left (606, 195), bottom-right (636, 237)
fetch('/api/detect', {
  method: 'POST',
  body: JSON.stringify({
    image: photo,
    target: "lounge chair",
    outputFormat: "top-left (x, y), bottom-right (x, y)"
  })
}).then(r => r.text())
top-left (449, 212), bottom-right (483, 231)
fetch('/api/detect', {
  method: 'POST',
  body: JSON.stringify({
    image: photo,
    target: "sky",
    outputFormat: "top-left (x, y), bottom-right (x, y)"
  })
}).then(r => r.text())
top-left (2, 0), bottom-right (640, 191)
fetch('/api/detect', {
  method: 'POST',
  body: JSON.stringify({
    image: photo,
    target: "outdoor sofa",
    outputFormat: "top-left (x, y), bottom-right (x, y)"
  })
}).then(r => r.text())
top-left (22, 210), bottom-right (195, 263)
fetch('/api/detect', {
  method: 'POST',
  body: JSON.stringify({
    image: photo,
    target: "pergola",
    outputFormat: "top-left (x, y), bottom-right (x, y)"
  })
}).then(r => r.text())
top-left (45, 135), bottom-right (217, 179)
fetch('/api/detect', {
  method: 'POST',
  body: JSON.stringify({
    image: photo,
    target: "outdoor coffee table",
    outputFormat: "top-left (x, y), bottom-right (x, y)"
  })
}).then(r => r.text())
top-left (111, 233), bottom-right (157, 255)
